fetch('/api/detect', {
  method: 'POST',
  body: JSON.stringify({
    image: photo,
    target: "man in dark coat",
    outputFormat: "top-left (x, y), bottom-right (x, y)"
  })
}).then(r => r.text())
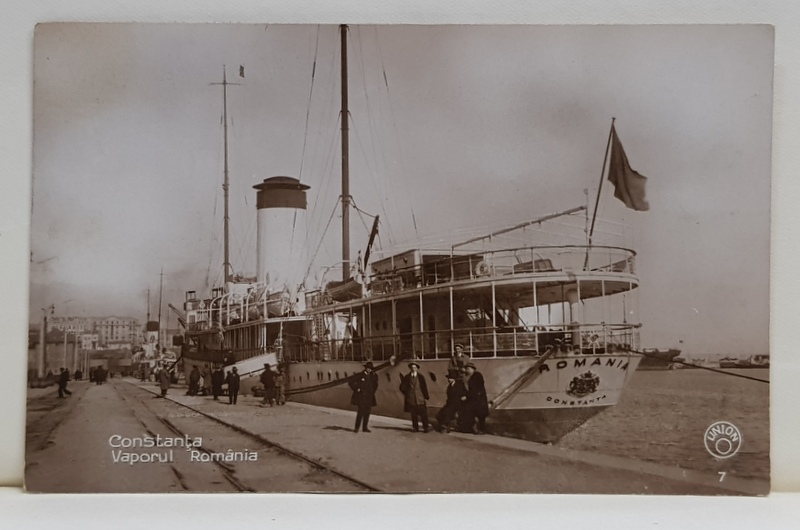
top-left (225, 367), bottom-right (241, 405)
top-left (157, 365), bottom-right (171, 398)
top-left (57, 368), bottom-right (72, 398)
top-left (211, 365), bottom-right (225, 401)
top-left (436, 369), bottom-right (467, 433)
top-left (349, 361), bottom-right (378, 432)
top-left (463, 362), bottom-right (489, 434)
top-left (259, 363), bottom-right (276, 406)
top-left (201, 364), bottom-right (212, 396)
top-left (399, 362), bottom-right (430, 432)
top-left (188, 366), bottom-right (201, 396)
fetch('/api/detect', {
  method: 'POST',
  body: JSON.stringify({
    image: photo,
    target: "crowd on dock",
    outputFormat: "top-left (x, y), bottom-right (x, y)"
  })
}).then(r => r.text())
top-left (136, 343), bottom-right (489, 435)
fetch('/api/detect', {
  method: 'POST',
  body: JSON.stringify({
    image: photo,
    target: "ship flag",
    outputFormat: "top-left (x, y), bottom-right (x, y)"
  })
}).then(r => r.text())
top-left (239, 65), bottom-right (245, 78)
top-left (363, 215), bottom-right (380, 271)
top-left (607, 125), bottom-right (650, 211)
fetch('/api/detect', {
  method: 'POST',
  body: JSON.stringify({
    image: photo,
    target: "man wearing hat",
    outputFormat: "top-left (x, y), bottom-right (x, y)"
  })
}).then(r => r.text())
top-left (259, 363), bottom-right (276, 406)
top-left (349, 362), bottom-right (379, 432)
top-left (399, 362), bottom-right (430, 432)
top-left (450, 343), bottom-right (470, 370)
top-left (436, 369), bottom-right (467, 433)
top-left (225, 366), bottom-right (241, 405)
top-left (462, 362), bottom-right (489, 434)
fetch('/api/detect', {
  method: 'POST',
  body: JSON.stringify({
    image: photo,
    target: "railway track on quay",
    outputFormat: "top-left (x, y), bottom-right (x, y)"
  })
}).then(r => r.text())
top-left (114, 381), bottom-right (380, 493)
top-left (27, 379), bottom-right (761, 494)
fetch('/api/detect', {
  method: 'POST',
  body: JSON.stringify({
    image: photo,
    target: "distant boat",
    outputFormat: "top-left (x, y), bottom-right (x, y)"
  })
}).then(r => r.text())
top-left (735, 354), bottom-right (770, 369)
top-left (636, 348), bottom-right (681, 370)
top-left (718, 356), bottom-right (739, 369)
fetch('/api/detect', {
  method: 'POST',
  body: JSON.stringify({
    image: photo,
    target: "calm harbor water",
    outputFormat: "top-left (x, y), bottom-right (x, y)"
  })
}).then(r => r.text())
top-left (559, 368), bottom-right (770, 484)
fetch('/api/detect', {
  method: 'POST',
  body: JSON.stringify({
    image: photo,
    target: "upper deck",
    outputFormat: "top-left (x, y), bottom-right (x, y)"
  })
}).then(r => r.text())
top-left (307, 244), bottom-right (638, 311)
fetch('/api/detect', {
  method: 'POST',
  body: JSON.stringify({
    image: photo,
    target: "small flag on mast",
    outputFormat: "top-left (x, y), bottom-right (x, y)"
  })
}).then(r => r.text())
top-left (239, 65), bottom-right (245, 78)
top-left (607, 125), bottom-right (649, 211)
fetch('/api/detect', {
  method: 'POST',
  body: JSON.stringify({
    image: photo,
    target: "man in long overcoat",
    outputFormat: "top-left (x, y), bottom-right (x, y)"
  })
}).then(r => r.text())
top-left (259, 363), bottom-right (276, 406)
top-left (157, 365), bottom-right (171, 398)
top-left (226, 367), bottom-right (241, 405)
top-left (211, 365), bottom-right (225, 400)
top-left (436, 369), bottom-right (467, 433)
top-left (349, 361), bottom-right (378, 432)
top-left (399, 362), bottom-right (430, 432)
top-left (463, 362), bottom-right (489, 434)
top-left (188, 366), bottom-right (201, 396)
top-left (201, 364), bottom-right (213, 396)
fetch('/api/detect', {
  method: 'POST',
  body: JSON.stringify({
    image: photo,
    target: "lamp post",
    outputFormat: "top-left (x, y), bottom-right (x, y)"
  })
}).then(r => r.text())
top-left (73, 333), bottom-right (81, 374)
top-left (38, 304), bottom-right (54, 378)
top-left (63, 331), bottom-right (68, 372)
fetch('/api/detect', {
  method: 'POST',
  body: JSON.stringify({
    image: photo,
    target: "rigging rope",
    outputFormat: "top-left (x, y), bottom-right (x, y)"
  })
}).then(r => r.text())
top-left (375, 28), bottom-right (419, 243)
top-left (298, 25), bottom-right (321, 181)
top-left (302, 197), bottom-right (342, 287)
top-left (308, 113), bottom-right (340, 244)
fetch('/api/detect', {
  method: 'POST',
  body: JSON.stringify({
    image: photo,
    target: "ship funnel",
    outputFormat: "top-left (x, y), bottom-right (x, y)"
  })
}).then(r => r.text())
top-left (253, 177), bottom-right (310, 300)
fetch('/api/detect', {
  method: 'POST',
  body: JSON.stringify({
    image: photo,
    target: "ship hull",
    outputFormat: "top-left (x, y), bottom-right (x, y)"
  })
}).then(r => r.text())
top-left (190, 353), bottom-right (641, 443)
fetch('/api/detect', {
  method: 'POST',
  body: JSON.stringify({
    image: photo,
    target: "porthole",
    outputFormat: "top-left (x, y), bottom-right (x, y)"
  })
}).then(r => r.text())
top-left (344, 372), bottom-right (348, 378)
top-left (429, 372), bottom-right (437, 383)
top-left (385, 372), bottom-right (391, 382)
top-left (327, 372), bottom-right (332, 381)
top-left (335, 371), bottom-right (340, 379)
top-left (306, 372), bottom-right (310, 380)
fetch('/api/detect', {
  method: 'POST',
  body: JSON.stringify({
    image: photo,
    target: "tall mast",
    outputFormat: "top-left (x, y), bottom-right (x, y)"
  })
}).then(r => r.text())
top-left (222, 66), bottom-right (232, 284)
top-left (340, 24), bottom-right (351, 282)
top-left (146, 288), bottom-right (151, 322)
top-left (211, 67), bottom-right (241, 285)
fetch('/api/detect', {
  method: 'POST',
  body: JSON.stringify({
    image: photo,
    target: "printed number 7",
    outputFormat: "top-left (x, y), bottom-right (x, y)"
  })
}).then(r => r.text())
top-left (718, 471), bottom-right (726, 482)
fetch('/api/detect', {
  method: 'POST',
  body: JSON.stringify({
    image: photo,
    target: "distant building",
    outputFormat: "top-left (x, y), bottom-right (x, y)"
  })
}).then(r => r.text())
top-left (94, 316), bottom-right (139, 348)
top-left (81, 333), bottom-right (99, 350)
top-left (47, 316), bottom-right (90, 333)
top-left (47, 315), bottom-right (141, 348)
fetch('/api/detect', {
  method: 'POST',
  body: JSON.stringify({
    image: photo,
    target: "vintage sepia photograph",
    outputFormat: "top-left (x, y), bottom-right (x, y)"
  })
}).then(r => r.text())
top-left (25, 23), bottom-right (772, 494)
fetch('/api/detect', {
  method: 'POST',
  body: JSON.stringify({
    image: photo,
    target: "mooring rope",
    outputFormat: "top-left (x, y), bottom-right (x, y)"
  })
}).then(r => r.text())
top-left (631, 348), bottom-right (769, 384)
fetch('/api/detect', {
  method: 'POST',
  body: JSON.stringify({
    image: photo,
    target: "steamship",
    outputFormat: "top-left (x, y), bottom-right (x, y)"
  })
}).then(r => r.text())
top-left (177, 25), bottom-right (644, 443)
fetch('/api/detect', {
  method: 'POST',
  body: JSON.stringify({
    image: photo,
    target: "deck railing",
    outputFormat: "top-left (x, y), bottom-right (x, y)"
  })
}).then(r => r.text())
top-left (362, 245), bottom-right (635, 297)
top-left (279, 323), bottom-right (639, 364)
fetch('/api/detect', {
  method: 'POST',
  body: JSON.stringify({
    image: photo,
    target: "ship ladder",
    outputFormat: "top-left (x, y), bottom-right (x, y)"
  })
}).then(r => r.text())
top-left (489, 348), bottom-right (556, 412)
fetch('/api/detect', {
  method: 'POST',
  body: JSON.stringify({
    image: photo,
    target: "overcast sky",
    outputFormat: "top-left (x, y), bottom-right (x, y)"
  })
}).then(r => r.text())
top-left (29, 24), bottom-right (772, 357)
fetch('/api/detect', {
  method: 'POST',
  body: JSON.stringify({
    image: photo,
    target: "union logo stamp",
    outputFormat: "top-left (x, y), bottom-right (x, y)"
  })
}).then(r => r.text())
top-left (704, 421), bottom-right (743, 459)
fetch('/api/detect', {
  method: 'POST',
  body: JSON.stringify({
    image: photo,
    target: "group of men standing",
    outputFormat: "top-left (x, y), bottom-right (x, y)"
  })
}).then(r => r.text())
top-left (347, 358), bottom-right (489, 435)
top-left (185, 364), bottom-right (241, 404)
top-left (258, 363), bottom-right (286, 407)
